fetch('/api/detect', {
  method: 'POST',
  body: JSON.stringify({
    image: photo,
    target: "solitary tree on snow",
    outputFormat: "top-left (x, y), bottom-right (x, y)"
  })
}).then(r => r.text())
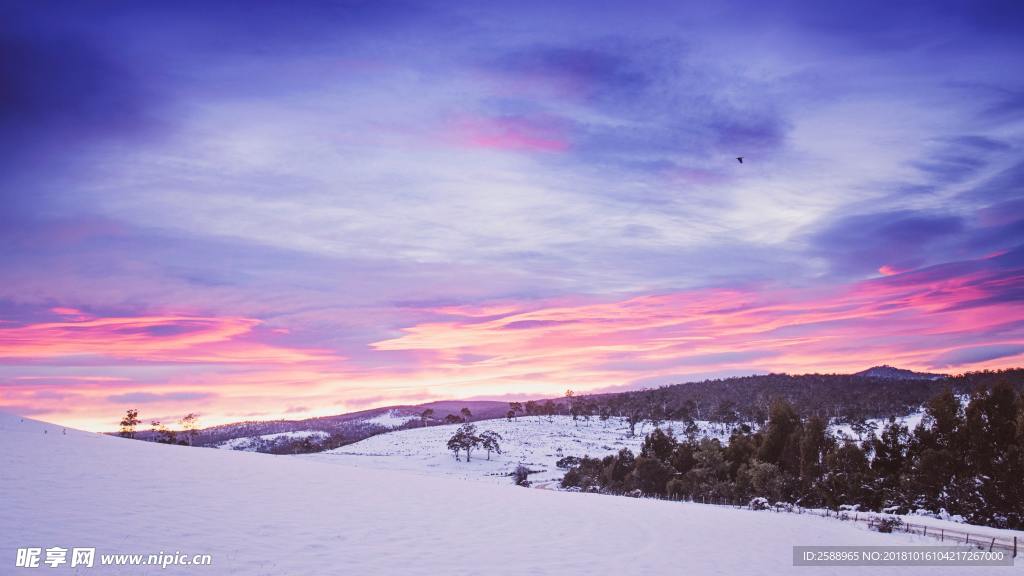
top-left (119, 409), bottom-right (141, 439)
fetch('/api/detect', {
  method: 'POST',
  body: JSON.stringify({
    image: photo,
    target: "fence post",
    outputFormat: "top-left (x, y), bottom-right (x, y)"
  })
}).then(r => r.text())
top-left (940, 528), bottom-right (943, 542)
top-left (1013, 536), bottom-right (1017, 558)
top-left (989, 537), bottom-right (995, 552)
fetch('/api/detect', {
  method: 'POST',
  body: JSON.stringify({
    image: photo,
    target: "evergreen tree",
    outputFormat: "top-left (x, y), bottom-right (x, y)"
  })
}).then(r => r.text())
top-left (630, 456), bottom-right (674, 497)
top-left (871, 418), bottom-right (909, 508)
top-left (757, 400), bottom-right (800, 468)
top-left (640, 427), bottom-right (676, 461)
top-left (799, 416), bottom-right (829, 501)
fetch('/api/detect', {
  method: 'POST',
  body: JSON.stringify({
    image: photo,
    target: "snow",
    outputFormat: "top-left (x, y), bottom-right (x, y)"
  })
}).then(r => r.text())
top-left (869, 511), bottom-right (1024, 541)
top-left (305, 416), bottom-right (648, 484)
top-left (360, 409), bottom-right (419, 429)
top-left (2, 411), bottom-right (1019, 575)
top-left (216, 429), bottom-right (329, 450)
top-left (830, 409), bottom-right (927, 441)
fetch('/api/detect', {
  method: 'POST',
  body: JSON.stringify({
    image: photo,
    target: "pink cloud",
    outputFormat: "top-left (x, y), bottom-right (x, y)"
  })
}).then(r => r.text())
top-left (0, 314), bottom-right (331, 365)
top-left (3, 257), bottom-right (1021, 431)
top-left (446, 115), bottom-right (569, 152)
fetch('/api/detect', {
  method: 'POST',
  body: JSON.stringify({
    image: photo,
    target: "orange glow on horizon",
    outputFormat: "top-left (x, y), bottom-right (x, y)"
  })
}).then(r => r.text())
top-left (2, 265), bottom-right (1022, 432)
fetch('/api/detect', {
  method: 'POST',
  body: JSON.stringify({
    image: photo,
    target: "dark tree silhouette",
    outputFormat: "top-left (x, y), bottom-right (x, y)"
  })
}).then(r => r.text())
top-left (119, 409), bottom-right (141, 439)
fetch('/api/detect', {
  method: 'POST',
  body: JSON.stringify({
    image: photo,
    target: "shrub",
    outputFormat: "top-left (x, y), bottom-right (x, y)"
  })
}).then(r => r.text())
top-left (512, 464), bottom-right (531, 487)
top-left (556, 456), bottom-right (581, 469)
top-left (872, 516), bottom-right (904, 533)
top-left (749, 497), bottom-right (770, 511)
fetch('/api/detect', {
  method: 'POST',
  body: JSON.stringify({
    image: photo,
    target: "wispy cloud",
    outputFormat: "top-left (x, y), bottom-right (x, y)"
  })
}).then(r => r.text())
top-left (2, 0), bottom-right (1023, 429)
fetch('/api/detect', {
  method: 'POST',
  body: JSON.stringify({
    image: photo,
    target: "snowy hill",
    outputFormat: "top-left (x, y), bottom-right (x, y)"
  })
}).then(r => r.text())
top-left (306, 415), bottom-right (651, 485)
top-left (310, 413), bottom-right (936, 485)
top-left (213, 410), bottom-right (421, 451)
top-left (855, 365), bottom-right (945, 380)
top-left (188, 401), bottom-right (509, 450)
top-left (2, 411), bottom-right (1016, 575)
top-left (216, 429), bottom-right (330, 451)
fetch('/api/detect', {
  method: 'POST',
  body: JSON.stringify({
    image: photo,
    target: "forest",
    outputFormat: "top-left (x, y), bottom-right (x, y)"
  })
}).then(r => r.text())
top-left (539, 368), bottom-right (1024, 430)
top-left (561, 380), bottom-right (1024, 529)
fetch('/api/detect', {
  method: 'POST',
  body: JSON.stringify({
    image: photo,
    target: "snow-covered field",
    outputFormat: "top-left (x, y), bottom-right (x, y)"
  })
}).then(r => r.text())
top-left (2, 412), bottom-right (1019, 575)
top-left (304, 412), bottom-right (929, 485)
top-left (305, 416), bottom-right (648, 485)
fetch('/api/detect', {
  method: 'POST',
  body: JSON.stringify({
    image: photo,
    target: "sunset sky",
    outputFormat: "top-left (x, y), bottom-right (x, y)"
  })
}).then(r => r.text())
top-left (2, 1), bottom-right (1023, 430)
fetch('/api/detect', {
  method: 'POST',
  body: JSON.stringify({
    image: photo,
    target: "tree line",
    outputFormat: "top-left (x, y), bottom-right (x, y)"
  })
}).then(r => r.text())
top-left (561, 382), bottom-right (1024, 529)
top-left (119, 409), bottom-right (201, 446)
top-left (550, 369), bottom-right (1024, 431)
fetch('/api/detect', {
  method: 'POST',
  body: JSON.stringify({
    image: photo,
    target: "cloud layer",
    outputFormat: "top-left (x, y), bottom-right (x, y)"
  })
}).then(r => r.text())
top-left (2, 1), bottom-right (1023, 429)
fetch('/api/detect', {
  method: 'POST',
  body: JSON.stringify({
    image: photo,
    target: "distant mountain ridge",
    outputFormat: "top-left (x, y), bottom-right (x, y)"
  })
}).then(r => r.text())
top-left (855, 365), bottom-right (945, 380)
top-left (123, 400), bottom-right (512, 449)
top-left (120, 366), bottom-right (1020, 453)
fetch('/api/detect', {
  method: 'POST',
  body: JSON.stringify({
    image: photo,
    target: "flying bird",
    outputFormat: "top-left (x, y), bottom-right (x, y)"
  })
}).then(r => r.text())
top-left (736, 157), bottom-right (744, 164)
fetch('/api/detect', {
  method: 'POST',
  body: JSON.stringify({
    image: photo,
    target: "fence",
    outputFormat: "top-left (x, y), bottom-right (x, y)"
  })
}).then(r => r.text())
top-left (703, 498), bottom-right (1019, 557)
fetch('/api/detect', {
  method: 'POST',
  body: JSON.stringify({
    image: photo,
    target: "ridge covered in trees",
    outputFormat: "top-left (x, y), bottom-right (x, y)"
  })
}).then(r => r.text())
top-left (561, 381), bottom-right (1024, 529)
top-left (564, 369), bottom-right (1024, 427)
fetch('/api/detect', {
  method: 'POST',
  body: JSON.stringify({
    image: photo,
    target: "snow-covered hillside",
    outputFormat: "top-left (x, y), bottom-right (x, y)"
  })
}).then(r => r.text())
top-left (1, 412), bottom-right (1017, 575)
top-left (361, 409), bottom-right (420, 428)
top-left (217, 429), bottom-right (329, 451)
top-left (212, 409), bottom-right (420, 452)
top-left (307, 415), bottom-right (649, 485)
top-left (829, 409), bottom-right (927, 441)
top-left (305, 413), bottom-right (941, 485)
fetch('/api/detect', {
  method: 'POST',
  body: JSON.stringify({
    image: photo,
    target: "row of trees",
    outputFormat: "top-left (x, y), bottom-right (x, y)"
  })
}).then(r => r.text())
top-left (446, 424), bottom-right (502, 462)
top-left (119, 409), bottom-right (201, 446)
top-left (519, 369), bottom-right (1024, 434)
top-left (420, 407), bottom-right (474, 427)
top-left (562, 383), bottom-right (1024, 529)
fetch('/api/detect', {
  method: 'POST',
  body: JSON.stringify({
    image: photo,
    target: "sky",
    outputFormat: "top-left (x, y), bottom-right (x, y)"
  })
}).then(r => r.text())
top-left (1, 1), bottom-right (1023, 431)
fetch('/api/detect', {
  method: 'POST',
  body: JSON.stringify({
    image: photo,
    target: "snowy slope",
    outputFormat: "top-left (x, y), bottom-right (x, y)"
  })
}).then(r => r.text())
top-left (303, 413), bottom-right (935, 484)
top-left (361, 409), bottom-right (420, 428)
top-left (216, 429), bottom-right (329, 451)
top-left (1, 411), bottom-right (1018, 575)
top-left (306, 415), bottom-right (649, 485)
top-left (829, 409), bottom-right (927, 441)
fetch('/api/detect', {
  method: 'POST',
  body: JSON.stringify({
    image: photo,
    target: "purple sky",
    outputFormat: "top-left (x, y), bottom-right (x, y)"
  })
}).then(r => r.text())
top-left (1, 1), bottom-right (1023, 429)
